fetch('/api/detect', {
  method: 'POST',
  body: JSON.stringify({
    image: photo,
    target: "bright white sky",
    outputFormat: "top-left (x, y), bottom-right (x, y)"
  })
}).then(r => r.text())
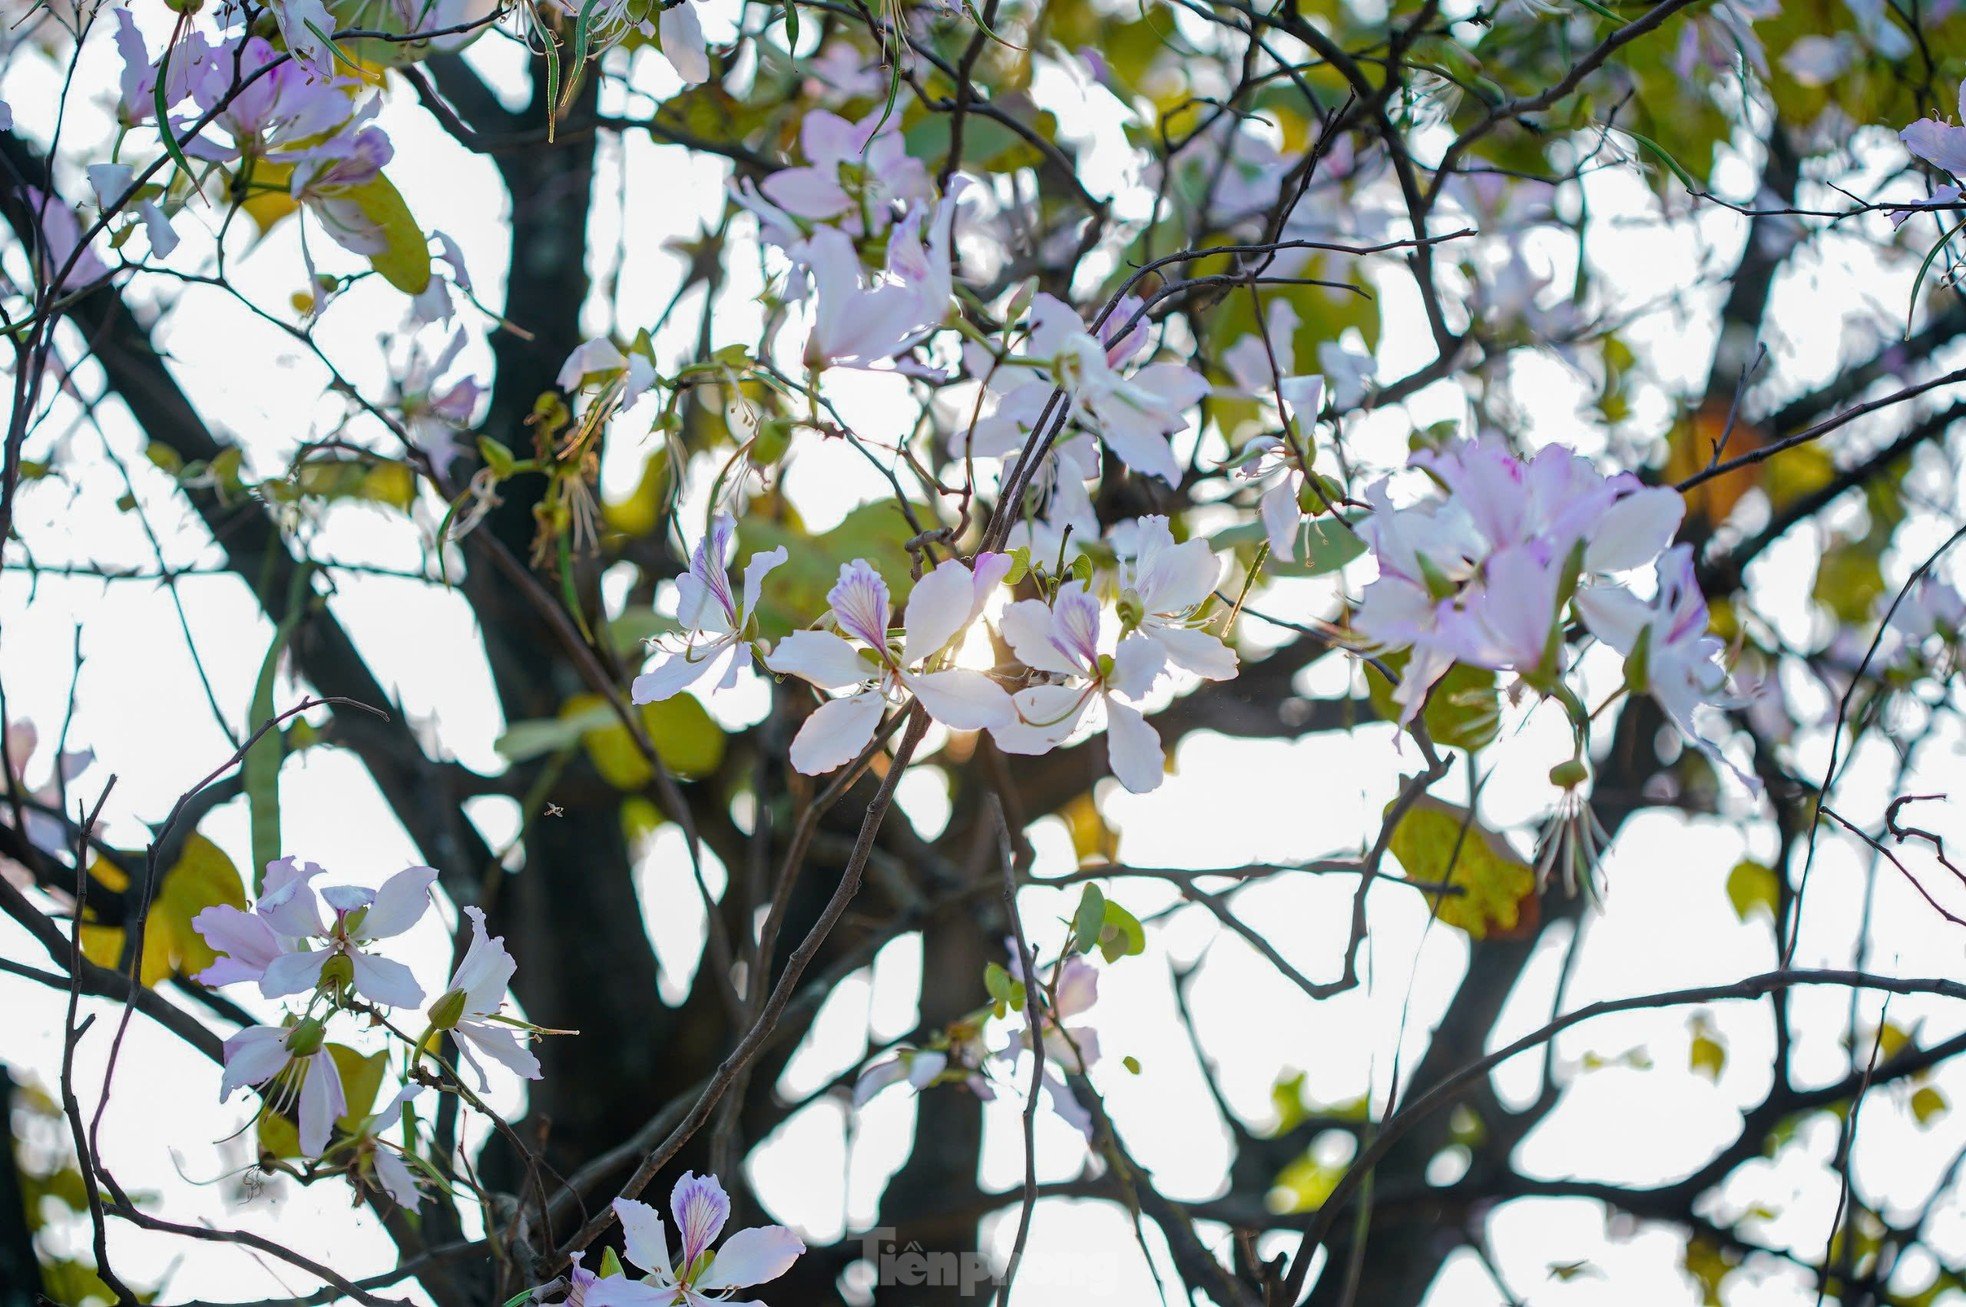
top-left (5, 7), bottom-right (1966, 1306)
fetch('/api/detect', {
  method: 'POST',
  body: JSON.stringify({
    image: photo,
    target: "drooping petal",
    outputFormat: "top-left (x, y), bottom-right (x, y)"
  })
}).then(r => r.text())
top-left (218, 1026), bottom-right (290, 1100)
top-left (903, 669), bottom-right (1015, 730)
top-left (1103, 698), bottom-right (1166, 793)
top-left (695, 1225), bottom-right (807, 1292)
top-left (1575, 584), bottom-right (1651, 655)
top-left (852, 1058), bottom-right (909, 1107)
top-left (350, 951), bottom-right (426, 1009)
top-left (456, 1020), bottom-right (541, 1084)
top-left (372, 1147), bottom-right (422, 1209)
top-left (297, 1050), bottom-right (346, 1156)
top-left (658, 1), bottom-right (709, 83)
top-left (1260, 479), bottom-right (1302, 557)
top-left (764, 630), bottom-right (871, 691)
top-left (670, 1172), bottom-right (731, 1269)
top-left (361, 865), bottom-right (437, 939)
top-left (614, 1197), bottom-right (677, 1281)
top-left (787, 689), bottom-right (887, 775)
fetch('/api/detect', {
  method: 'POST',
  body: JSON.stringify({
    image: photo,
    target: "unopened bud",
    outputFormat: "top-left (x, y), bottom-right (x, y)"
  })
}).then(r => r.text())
top-left (427, 988), bottom-right (468, 1032)
top-left (318, 953), bottom-right (355, 994)
top-left (287, 1016), bottom-right (328, 1058)
top-left (1549, 758), bottom-right (1589, 790)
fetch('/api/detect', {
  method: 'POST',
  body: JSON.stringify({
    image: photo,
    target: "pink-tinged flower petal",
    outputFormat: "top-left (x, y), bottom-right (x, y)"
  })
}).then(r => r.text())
top-left (695, 1225), bottom-right (806, 1291)
top-left (765, 630), bottom-right (870, 691)
top-left (1053, 955), bottom-right (1098, 1017)
top-left (259, 947), bottom-right (332, 1000)
top-left (362, 865), bottom-right (437, 939)
top-left (1039, 1071), bottom-right (1095, 1139)
top-left (257, 870), bottom-right (326, 939)
top-left (219, 1026), bottom-right (290, 1099)
top-left (615, 1197), bottom-right (677, 1280)
top-left (758, 168), bottom-right (852, 221)
top-left (1103, 698), bottom-right (1165, 793)
top-left (787, 689), bottom-right (886, 775)
top-left (297, 1049), bottom-right (346, 1156)
top-left (671, 1172), bottom-right (731, 1269)
top-left (321, 885), bottom-right (375, 915)
top-left (1904, 117), bottom-right (1966, 174)
top-left (827, 561), bottom-right (892, 648)
top-left (998, 599), bottom-right (1084, 676)
top-left (191, 905), bottom-right (283, 986)
top-left (1049, 583), bottom-right (1104, 669)
top-left (902, 558), bottom-right (985, 663)
top-left (351, 951), bottom-right (426, 1008)
top-left (903, 669), bottom-right (1014, 730)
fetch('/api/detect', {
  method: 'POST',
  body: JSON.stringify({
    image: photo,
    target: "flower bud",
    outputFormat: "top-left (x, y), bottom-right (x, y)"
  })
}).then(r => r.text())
top-left (427, 987), bottom-right (468, 1032)
top-left (319, 953), bottom-right (355, 994)
top-left (287, 1016), bottom-right (328, 1058)
top-left (1548, 757), bottom-right (1589, 789)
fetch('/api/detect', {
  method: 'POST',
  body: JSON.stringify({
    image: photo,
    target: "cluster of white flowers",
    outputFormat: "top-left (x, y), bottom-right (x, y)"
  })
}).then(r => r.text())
top-left (633, 513), bottom-right (1233, 794)
top-left (193, 858), bottom-right (539, 1208)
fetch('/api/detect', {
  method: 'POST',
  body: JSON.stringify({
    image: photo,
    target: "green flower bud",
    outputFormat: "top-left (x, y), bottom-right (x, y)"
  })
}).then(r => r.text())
top-left (319, 953), bottom-right (355, 994)
top-left (287, 1016), bottom-right (328, 1058)
top-left (1549, 758), bottom-right (1590, 790)
top-left (427, 987), bottom-right (468, 1032)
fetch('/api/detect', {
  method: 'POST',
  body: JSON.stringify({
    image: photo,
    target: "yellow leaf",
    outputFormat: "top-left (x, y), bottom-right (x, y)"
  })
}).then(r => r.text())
top-left (1913, 1085), bottom-right (1949, 1127)
top-left (1689, 1014), bottom-right (1726, 1082)
top-left (1061, 791), bottom-right (1119, 865)
top-left (239, 162), bottom-right (300, 232)
top-left (79, 838), bottom-right (245, 986)
top-left (1725, 860), bottom-right (1780, 922)
top-left (1386, 797), bottom-right (1537, 940)
top-left (567, 691), bottom-right (727, 790)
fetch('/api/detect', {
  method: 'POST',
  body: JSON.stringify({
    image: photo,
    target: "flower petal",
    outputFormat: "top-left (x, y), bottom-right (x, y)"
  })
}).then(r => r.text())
top-left (361, 865), bottom-right (437, 939)
top-left (787, 689), bottom-right (886, 775)
top-left (764, 630), bottom-right (870, 691)
top-left (1103, 698), bottom-right (1166, 793)
top-left (614, 1197), bottom-right (676, 1281)
top-left (351, 951), bottom-right (426, 1009)
top-left (695, 1225), bottom-right (807, 1292)
top-left (902, 558), bottom-right (983, 663)
top-left (904, 669), bottom-right (1014, 730)
top-left (671, 1172), bottom-right (730, 1269)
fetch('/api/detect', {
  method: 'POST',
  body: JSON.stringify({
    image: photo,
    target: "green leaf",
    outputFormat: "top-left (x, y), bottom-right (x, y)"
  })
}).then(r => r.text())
top-left (342, 174), bottom-right (431, 295)
top-left (1364, 655), bottom-right (1500, 753)
top-left (1072, 885), bottom-right (1106, 956)
top-left (1097, 900), bottom-right (1145, 962)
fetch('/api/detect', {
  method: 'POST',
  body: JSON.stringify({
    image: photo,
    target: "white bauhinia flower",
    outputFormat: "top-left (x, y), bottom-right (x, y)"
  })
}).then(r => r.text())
top-left (765, 555), bottom-right (1016, 774)
top-left (1114, 515), bottom-right (1237, 680)
top-left (256, 864), bottom-right (437, 1009)
top-left (990, 581), bottom-right (1171, 793)
top-left (220, 1018), bottom-right (347, 1157)
top-left (632, 515), bottom-right (788, 704)
top-left (802, 194), bottom-right (956, 369)
top-left (341, 1083), bottom-right (425, 1210)
top-left (1576, 544), bottom-right (1758, 791)
top-left (586, 1174), bottom-right (805, 1306)
top-left (427, 906), bottom-right (541, 1089)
